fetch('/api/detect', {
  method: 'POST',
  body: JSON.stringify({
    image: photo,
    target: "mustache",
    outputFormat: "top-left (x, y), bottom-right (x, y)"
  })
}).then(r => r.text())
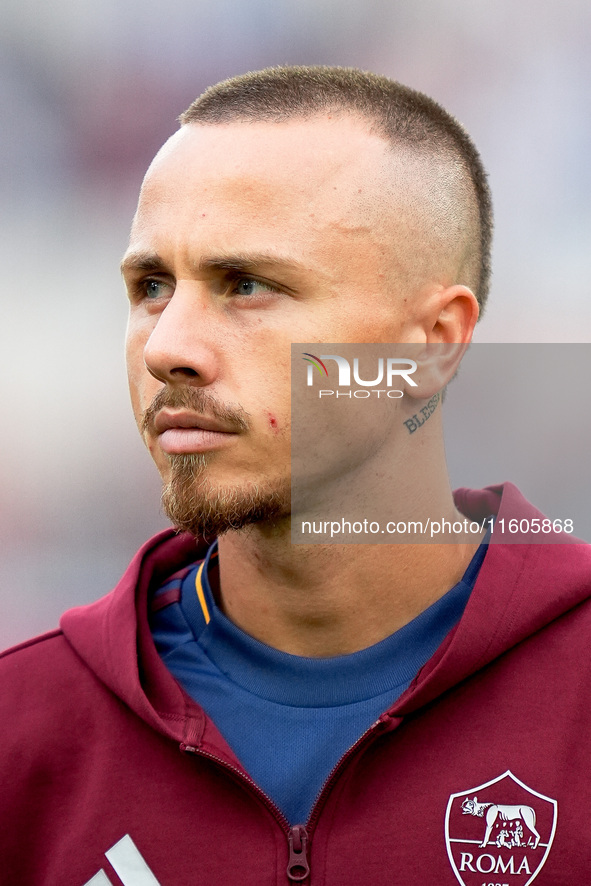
top-left (141, 386), bottom-right (250, 436)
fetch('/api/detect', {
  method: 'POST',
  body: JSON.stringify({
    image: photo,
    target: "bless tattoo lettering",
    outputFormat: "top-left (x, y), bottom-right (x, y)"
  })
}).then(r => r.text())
top-left (404, 393), bottom-right (440, 434)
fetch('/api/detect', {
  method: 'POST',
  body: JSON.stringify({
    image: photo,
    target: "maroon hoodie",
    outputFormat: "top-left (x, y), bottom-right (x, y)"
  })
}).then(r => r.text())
top-left (1, 483), bottom-right (590, 886)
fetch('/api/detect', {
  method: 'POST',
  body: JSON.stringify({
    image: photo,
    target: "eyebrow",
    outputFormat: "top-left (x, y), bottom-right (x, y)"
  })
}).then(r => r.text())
top-left (120, 249), bottom-right (305, 277)
top-left (120, 250), bottom-right (165, 275)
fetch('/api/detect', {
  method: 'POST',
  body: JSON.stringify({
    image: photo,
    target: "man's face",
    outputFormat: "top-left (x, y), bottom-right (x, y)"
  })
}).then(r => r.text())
top-left (123, 115), bottom-right (434, 536)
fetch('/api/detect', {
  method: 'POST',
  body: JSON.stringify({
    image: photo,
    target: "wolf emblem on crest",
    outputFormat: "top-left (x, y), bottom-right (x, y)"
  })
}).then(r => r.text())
top-left (461, 795), bottom-right (540, 849)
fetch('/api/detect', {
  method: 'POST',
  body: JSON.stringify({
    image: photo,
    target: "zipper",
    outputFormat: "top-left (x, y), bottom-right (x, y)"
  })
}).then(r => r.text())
top-left (180, 742), bottom-right (291, 831)
top-left (181, 742), bottom-right (309, 881)
top-left (305, 714), bottom-right (398, 831)
top-left (286, 825), bottom-right (310, 881)
top-left (180, 713), bottom-right (398, 883)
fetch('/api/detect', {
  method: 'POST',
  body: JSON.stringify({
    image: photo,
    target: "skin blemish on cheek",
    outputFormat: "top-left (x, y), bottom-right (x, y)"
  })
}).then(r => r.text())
top-left (267, 412), bottom-right (279, 432)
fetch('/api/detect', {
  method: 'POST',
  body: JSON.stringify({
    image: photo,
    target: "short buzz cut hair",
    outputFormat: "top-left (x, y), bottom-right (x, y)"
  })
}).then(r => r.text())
top-left (180, 66), bottom-right (493, 313)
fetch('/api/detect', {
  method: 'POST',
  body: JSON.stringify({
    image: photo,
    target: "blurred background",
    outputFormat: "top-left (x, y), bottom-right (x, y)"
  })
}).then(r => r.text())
top-left (2, 0), bottom-right (590, 648)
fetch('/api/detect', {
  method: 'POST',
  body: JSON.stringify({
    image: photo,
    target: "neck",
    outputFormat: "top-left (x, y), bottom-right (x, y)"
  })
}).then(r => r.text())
top-left (215, 417), bottom-right (482, 657)
top-left (217, 529), bottom-right (479, 656)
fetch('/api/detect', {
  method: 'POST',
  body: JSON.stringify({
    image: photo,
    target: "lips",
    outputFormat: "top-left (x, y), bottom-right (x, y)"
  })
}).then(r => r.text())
top-left (153, 409), bottom-right (236, 435)
top-left (153, 409), bottom-right (238, 455)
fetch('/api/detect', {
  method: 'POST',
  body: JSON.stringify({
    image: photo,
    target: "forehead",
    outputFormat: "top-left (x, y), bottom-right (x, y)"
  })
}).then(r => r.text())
top-left (130, 116), bottom-right (396, 256)
top-left (145, 114), bottom-right (389, 196)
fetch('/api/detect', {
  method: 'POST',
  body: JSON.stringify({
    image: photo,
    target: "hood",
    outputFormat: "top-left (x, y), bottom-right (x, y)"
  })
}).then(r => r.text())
top-left (60, 483), bottom-right (591, 742)
top-left (61, 529), bottom-right (213, 748)
top-left (396, 482), bottom-right (591, 712)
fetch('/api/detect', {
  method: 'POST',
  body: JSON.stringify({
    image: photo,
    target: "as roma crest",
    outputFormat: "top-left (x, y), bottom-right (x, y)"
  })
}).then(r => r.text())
top-left (445, 771), bottom-right (557, 886)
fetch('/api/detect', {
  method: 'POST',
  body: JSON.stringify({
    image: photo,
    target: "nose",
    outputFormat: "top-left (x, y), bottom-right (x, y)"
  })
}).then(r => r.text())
top-left (142, 285), bottom-right (220, 386)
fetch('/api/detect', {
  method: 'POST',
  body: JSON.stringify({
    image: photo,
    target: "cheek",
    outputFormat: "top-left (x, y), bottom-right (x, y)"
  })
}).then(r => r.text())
top-left (125, 321), bottom-right (142, 385)
top-left (125, 352), bottom-right (145, 424)
top-left (125, 327), bottom-right (158, 427)
top-left (266, 412), bottom-right (280, 433)
top-left (244, 384), bottom-right (291, 460)
top-left (125, 310), bottom-right (155, 373)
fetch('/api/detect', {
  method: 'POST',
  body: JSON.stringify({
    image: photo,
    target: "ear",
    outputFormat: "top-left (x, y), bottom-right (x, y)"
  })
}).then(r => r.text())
top-left (421, 284), bottom-right (480, 345)
top-left (399, 341), bottom-right (469, 400)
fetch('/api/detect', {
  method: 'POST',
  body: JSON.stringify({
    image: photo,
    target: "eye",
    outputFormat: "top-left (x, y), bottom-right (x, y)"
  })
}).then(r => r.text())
top-left (141, 278), bottom-right (173, 300)
top-left (230, 276), bottom-right (278, 297)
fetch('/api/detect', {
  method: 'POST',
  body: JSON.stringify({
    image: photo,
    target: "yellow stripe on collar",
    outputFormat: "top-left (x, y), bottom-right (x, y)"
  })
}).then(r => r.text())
top-left (195, 561), bottom-right (211, 625)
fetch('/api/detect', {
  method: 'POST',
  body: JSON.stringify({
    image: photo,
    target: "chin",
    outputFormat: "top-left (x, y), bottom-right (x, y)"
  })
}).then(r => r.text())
top-left (161, 453), bottom-right (290, 538)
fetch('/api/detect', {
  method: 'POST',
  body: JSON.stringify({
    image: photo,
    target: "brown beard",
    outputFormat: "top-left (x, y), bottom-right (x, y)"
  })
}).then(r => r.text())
top-left (141, 387), bottom-right (289, 538)
top-left (161, 453), bottom-right (290, 539)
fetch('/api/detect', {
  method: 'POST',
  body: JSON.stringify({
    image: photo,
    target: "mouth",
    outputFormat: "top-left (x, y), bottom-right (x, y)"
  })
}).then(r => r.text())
top-left (153, 409), bottom-right (240, 455)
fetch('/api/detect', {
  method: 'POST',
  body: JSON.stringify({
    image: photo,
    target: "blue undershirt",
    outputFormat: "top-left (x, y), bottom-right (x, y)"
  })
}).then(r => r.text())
top-left (150, 539), bottom-right (487, 824)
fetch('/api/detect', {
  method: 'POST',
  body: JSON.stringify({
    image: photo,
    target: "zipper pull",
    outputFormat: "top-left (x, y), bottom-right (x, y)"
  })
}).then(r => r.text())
top-left (287, 825), bottom-right (310, 881)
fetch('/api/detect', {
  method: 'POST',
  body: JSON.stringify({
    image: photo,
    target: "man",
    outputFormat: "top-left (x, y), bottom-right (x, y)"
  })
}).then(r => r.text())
top-left (1, 66), bottom-right (589, 886)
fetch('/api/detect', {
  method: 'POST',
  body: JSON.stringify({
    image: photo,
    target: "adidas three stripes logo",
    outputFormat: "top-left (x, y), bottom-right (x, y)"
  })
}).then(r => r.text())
top-left (82, 834), bottom-right (162, 886)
